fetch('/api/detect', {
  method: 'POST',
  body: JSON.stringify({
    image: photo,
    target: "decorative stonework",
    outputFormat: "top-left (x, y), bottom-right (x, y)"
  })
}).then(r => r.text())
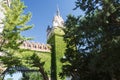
top-left (20, 41), bottom-right (51, 52)
top-left (0, 38), bottom-right (51, 52)
top-left (52, 7), bottom-right (64, 27)
top-left (47, 7), bottom-right (64, 40)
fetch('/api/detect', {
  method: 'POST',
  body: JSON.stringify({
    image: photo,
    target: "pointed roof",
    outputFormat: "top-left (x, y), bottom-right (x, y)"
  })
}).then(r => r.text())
top-left (52, 6), bottom-right (64, 27)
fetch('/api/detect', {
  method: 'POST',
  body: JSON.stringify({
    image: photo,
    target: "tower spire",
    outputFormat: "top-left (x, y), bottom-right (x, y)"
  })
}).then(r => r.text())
top-left (56, 5), bottom-right (60, 16)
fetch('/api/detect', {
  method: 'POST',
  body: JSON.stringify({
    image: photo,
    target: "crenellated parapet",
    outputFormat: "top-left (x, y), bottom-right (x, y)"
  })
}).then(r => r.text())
top-left (0, 38), bottom-right (51, 53)
top-left (20, 41), bottom-right (51, 52)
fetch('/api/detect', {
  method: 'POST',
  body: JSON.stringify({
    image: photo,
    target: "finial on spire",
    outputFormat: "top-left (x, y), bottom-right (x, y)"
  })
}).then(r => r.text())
top-left (56, 5), bottom-right (60, 16)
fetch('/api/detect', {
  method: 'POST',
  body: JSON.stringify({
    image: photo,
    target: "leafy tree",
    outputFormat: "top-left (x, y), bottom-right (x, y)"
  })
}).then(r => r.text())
top-left (61, 0), bottom-right (120, 80)
top-left (0, 0), bottom-right (32, 71)
top-left (0, 0), bottom-right (49, 79)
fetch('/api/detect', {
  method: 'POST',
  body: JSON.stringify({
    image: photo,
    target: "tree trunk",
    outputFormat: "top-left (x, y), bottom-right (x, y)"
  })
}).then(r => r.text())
top-left (39, 66), bottom-right (49, 80)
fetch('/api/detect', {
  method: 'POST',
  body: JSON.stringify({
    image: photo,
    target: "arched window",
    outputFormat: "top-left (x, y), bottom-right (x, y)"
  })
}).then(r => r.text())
top-left (28, 44), bottom-right (31, 47)
top-left (38, 46), bottom-right (42, 49)
top-left (23, 43), bottom-right (26, 47)
top-left (34, 45), bottom-right (37, 48)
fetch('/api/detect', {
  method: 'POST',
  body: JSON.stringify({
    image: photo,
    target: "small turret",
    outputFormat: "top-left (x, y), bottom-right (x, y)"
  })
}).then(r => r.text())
top-left (46, 25), bottom-right (52, 39)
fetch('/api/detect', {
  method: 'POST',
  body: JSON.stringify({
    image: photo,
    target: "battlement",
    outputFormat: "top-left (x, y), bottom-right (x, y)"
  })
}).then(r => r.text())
top-left (20, 41), bottom-right (51, 52)
top-left (0, 38), bottom-right (51, 53)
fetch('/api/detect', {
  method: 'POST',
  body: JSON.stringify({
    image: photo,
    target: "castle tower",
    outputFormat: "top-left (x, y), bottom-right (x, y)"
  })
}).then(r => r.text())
top-left (47, 7), bottom-right (66, 80)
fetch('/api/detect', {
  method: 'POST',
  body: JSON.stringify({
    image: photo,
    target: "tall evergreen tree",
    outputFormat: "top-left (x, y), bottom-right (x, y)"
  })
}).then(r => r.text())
top-left (61, 0), bottom-right (120, 80)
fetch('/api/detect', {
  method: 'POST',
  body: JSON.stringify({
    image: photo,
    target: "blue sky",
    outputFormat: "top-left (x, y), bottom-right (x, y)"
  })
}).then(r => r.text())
top-left (21, 0), bottom-right (84, 44)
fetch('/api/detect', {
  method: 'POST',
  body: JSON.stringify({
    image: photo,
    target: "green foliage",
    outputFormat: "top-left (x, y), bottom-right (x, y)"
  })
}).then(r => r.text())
top-left (30, 53), bottom-right (45, 67)
top-left (47, 27), bottom-right (66, 80)
top-left (48, 35), bottom-right (57, 80)
top-left (21, 73), bottom-right (30, 80)
top-left (29, 53), bottom-right (49, 80)
top-left (28, 72), bottom-right (43, 80)
top-left (54, 27), bottom-right (65, 36)
top-left (6, 78), bottom-right (13, 80)
top-left (0, 0), bottom-right (51, 80)
top-left (0, 77), bottom-right (2, 80)
top-left (0, 0), bottom-right (32, 68)
top-left (55, 35), bottom-right (66, 80)
top-left (20, 51), bottom-right (50, 80)
top-left (20, 50), bottom-right (51, 73)
top-left (61, 0), bottom-right (120, 80)
top-left (21, 72), bottom-right (43, 80)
